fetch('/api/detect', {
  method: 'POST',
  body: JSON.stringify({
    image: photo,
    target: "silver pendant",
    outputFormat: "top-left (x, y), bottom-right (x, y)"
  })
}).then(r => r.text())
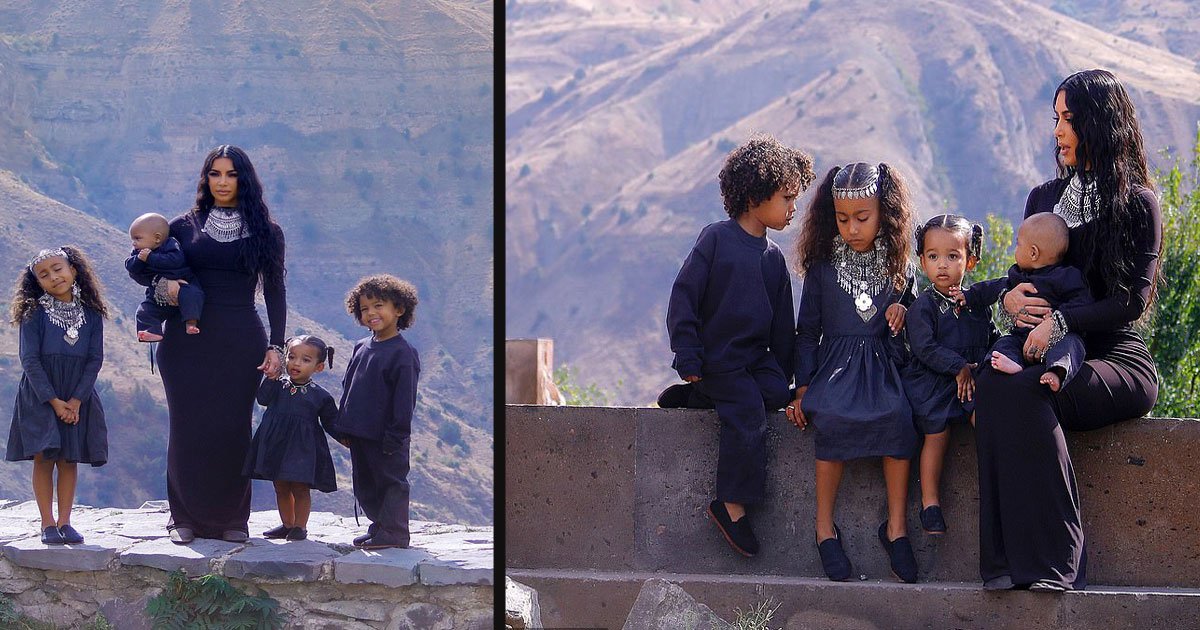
top-left (855, 292), bottom-right (872, 312)
top-left (64, 328), bottom-right (79, 345)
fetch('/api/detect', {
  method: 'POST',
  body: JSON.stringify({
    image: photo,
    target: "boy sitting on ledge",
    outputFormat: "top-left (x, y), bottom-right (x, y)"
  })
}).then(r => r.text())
top-left (657, 133), bottom-right (814, 558)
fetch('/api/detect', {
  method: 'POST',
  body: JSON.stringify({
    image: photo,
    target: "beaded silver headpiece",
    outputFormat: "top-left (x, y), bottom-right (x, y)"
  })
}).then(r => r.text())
top-left (832, 162), bottom-right (879, 200)
top-left (27, 248), bottom-right (69, 272)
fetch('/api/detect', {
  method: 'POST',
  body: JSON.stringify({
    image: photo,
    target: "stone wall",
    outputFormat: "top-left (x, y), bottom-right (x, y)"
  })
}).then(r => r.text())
top-left (0, 500), bottom-right (493, 629)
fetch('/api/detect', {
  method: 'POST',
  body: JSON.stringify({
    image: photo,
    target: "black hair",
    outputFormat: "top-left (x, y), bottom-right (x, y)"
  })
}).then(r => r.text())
top-left (11, 245), bottom-right (109, 324)
top-left (1054, 69), bottom-right (1159, 311)
top-left (192, 145), bottom-right (286, 287)
top-left (795, 162), bottom-right (914, 290)
top-left (915, 214), bottom-right (983, 259)
top-left (717, 133), bottom-right (815, 218)
top-left (345, 274), bottom-right (419, 330)
top-left (287, 334), bottom-right (334, 369)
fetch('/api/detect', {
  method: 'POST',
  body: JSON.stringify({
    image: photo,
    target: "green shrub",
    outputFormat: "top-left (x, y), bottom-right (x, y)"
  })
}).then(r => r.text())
top-left (146, 570), bottom-right (287, 629)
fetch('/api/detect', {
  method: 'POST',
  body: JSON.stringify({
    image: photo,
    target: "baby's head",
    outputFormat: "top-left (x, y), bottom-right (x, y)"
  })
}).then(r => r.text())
top-left (1014, 213), bottom-right (1070, 270)
top-left (718, 133), bottom-right (814, 225)
top-left (284, 334), bottom-right (333, 383)
top-left (129, 213), bottom-right (169, 250)
top-left (914, 214), bottom-right (982, 293)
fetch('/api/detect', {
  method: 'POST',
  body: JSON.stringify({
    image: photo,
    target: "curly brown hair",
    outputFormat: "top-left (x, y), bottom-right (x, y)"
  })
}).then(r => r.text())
top-left (345, 274), bottom-right (418, 330)
top-left (11, 245), bottom-right (110, 324)
top-left (794, 163), bottom-right (914, 290)
top-left (718, 133), bottom-right (815, 218)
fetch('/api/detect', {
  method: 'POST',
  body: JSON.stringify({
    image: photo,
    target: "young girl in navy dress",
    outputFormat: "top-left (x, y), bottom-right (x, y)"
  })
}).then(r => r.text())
top-left (901, 215), bottom-right (997, 536)
top-left (6, 246), bottom-right (109, 545)
top-left (243, 335), bottom-right (339, 541)
top-left (785, 162), bottom-right (919, 583)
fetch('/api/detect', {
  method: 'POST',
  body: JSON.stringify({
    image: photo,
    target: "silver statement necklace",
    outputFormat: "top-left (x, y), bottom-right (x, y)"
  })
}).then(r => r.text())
top-left (285, 378), bottom-right (313, 396)
top-left (202, 207), bottom-right (249, 242)
top-left (830, 237), bottom-right (888, 322)
top-left (1053, 174), bottom-right (1098, 229)
top-left (38, 286), bottom-right (85, 345)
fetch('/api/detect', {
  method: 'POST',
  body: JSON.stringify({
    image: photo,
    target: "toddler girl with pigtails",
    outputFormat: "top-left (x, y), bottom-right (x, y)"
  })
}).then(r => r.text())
top-left (784, 162), bottom-right (920, 583)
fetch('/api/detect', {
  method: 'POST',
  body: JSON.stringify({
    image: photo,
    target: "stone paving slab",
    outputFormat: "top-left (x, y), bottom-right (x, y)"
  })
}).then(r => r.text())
top-left (414, 530), bottom-right (493, 585)
top-left (90, 509), bottom-right (171, 540)
top-left (120, 537), bottom-right (242, 575)
top-left (1, 533), bottom-right (138, 571)
top-left (334, 548), bottom-right (431, 587)
top-left (223, 538), bottom-right (343, 582)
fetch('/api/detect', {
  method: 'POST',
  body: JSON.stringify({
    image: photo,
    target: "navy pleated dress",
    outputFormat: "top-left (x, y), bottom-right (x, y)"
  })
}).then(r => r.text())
top-left (794, 260), bottom-right (917, 461)
top-left (901, 288), bottom-right (997, 434)
top-left (6, 306), bottom-right (107, 465)
top-left (243, 377), bottom-right (338, 492)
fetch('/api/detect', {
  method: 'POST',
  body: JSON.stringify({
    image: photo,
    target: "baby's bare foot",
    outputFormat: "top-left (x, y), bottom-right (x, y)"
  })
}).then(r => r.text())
top-left (990, 351), bottom-right (1021, 374)
top-left (1040, 371), bottom-right (1062, 392)
top-left (185, 321), bottom-right (200, 335)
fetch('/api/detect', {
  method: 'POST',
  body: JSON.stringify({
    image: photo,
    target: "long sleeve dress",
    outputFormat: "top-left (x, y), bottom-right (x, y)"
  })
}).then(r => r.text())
top-left (152, 210), bottom-right (286, 538)
top-left (243, 377), bottom-right (338, 492)
top-left (974, 176), bottom-right (1161, 590)
top-left (6, 305), bottom-right (107, 465)
top-left (794, 248), bottom-right (918, 461)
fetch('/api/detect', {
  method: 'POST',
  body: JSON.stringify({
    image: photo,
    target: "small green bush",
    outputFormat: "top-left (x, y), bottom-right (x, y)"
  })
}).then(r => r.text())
top-left (146, 570), bottom-right (287, 629)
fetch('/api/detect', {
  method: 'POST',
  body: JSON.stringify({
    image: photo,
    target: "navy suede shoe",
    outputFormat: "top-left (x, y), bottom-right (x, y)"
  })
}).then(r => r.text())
top-left (41, 526), bottom-right (64, 545)
top-left (816, 524), bottom-right (853, 581)
top-left (707, 500), bottom-right (759, 557)
top-left (57, 524), bottom-right (84, 544)
top-left (920, 505), bottom-right (947, 535)
top-left (656, 383), bottom-right (692, 408)
top-left (878, 521), bottom-right (918, 583)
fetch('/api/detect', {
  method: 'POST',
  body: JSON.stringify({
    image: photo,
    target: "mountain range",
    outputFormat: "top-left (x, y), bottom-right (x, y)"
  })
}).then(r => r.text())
top-left (504, 0), bottom-right (1200, 406)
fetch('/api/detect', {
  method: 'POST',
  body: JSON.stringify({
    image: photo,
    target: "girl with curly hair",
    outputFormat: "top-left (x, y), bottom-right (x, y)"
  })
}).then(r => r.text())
top-left (128, 145), bottom-right (288, 544)
top-left (7, 246), bottom-right (109, 545)
top-left (784, 162), bottom-right (920, 583)
top-left (972, 69), bottom-right (1162, 592)
top-left (658, 133), bottom-right (815, 560)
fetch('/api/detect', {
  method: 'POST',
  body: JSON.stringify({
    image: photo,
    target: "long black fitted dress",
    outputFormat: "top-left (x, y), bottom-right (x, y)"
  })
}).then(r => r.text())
top-left (974, 178), bottom-right (1160, 590)
top-left (156, 211), bottom-right (285, 538)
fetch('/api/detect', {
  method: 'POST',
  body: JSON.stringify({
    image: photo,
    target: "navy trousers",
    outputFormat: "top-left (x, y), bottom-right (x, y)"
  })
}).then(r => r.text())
top-left (349, 437), bottom-right (411, 546)
top-left (137, 283), bottom-right (204, 333)
top-left (692, 353), bottom-right (790, 506)
top-left (992, 329), bottom-right (1086, 386)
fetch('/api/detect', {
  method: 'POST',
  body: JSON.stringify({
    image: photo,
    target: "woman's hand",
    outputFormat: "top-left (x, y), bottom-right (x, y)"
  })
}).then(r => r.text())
top-left (1003, 282), bottom-right (1051, 329)
top-left (885, 303), bottom-right (907, 336)
top-left (956, 363), bottom-right (977, 402)
top-left (162, 278), bottom-right (188, 306)
top-left (785, 386), bottom-right (808, 430)
top-left (1023, 319), bottom-right (1054, 362)
top-left (257, 349), bottom-right (283, 379)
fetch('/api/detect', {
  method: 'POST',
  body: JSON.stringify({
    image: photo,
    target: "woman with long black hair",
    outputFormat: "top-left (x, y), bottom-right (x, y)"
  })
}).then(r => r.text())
top-left (973, 69), bottom-right (1162, 591)
top-left (138, 145), bottom-right (287, 543)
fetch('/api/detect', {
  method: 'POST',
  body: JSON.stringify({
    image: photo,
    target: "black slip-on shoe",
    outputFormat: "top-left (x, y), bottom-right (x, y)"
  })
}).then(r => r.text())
top-left (920, 505), bottom-right (947, 535)
top-left (878, 521), bottom-right (919, 583)
top-left (360, 534), bottom-right (409, 550)
top-left (41, 526), bottom-right (65, 545)
top-left (656, 383), bottom-right (693, 408)
top-left (1029, 579), bottom-right (1069, 593)
top-left (262, 524), bottom-right (290, 539)
top-left (57, 524), bottom-right (84, 544)
top-left (353, 524), bottom-right (381, 547)
top-left (221, 530), bottom-right (249, 543)
top-left (816, 524), bottom-right (853, 581)
top-left (706, 500), bottom-right (759, 557)
top-left (285, 527), bottom-right (308, 541)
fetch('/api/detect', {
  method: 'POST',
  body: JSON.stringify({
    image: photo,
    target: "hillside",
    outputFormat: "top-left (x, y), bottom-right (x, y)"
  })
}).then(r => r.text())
top-left (0, 1), bottom-right (493, 525)
top-left (504, 0), bottom-right (1200, 405)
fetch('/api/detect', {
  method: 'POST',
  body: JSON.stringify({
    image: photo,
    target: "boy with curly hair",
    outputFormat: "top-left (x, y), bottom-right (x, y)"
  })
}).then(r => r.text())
top-left (658, 133), bottom-right (815, 557)
top-left (332, 274), bottom-right (420, 549)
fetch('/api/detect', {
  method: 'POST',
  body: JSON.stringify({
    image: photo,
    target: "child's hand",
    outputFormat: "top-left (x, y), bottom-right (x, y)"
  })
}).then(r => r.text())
top-left (785, 387), bottom-right (808, 430)
top-left (683, 375), bottom-right (701, 383)
top-left (948, 285), bottom-right (968, 306)
top-left (137, 248), bottom-right (151, 261)
top-left (885, 303), bottom-right (907, 336)
top-left (956, 363), bottom-right (977, 402)
top-left (49, 399), bottom-right (72, 422)
top-left (64, 398), bottom-right (82, 424)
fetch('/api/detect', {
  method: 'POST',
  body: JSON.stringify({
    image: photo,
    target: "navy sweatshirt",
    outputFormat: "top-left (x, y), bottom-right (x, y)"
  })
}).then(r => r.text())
top-left (666, 219), bottom-right (794, 380)
top-left (333, 332), bottom-right (420, 452)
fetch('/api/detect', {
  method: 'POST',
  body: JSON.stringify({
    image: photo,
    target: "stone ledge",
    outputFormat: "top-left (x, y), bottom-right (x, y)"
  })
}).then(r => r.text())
top-left (506, 406), bottom-right (1200, 587)
top-left (0, 500), bottom-right (494, 628)
top-left (509, 568), bottom-right (1200, 630)
top-left (0, 500), bottom-right (493, 587)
